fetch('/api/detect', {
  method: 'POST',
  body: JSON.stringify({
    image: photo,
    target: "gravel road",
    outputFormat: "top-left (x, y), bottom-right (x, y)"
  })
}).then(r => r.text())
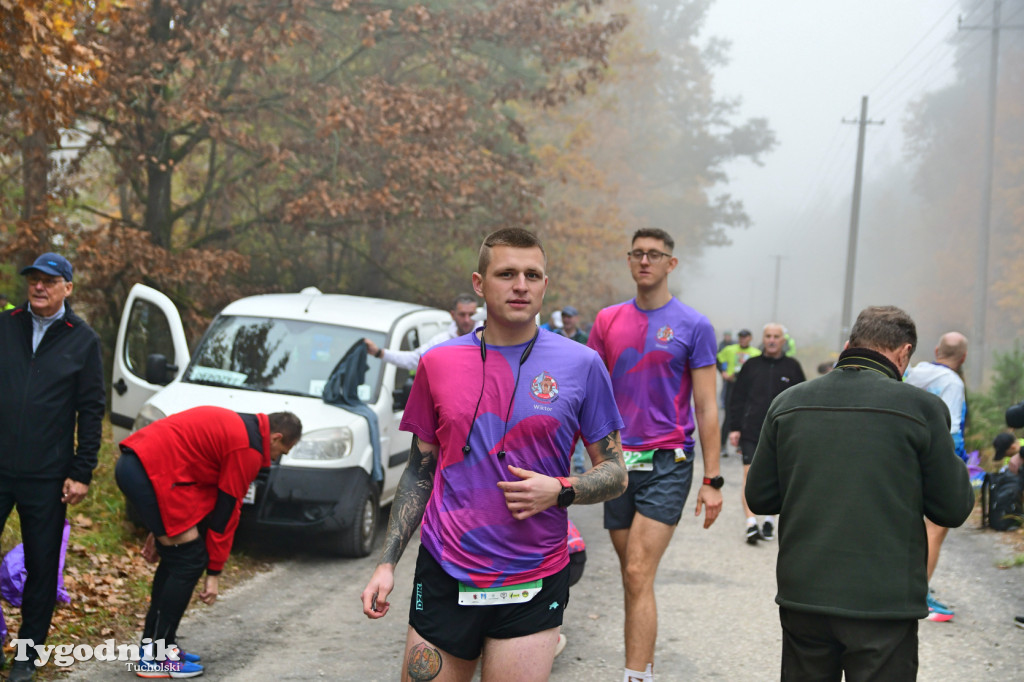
top-left (67, 451), bottom-right (1023, 680)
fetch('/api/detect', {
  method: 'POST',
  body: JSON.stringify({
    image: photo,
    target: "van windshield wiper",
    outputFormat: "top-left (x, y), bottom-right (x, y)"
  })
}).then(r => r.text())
top-left (187, 378), bottom-right (250, 389)
top-left (259, 387), bottom-right (312, 397)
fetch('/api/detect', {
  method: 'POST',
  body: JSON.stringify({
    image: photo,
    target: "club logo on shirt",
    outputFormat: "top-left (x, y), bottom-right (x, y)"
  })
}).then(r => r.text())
top-left (530, 371), bottom-right (559, 403)
top-left (657, 325), bottom-right (674, 344)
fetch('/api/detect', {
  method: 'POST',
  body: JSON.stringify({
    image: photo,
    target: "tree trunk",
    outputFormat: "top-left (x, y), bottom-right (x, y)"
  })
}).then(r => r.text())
top-left (144, 159), bottom-right (173, 248)
top-left (20, 131), bottom-right (49, 221)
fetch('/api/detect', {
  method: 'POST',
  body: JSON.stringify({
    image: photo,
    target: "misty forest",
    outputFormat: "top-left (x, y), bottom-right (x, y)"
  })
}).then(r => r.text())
top-left (0, 0), bottom-right (1021, 384)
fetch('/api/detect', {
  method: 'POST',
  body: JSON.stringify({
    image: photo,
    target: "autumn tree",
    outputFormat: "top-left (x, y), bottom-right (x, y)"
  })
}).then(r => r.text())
top-left (35, 0), bottom-right (625, 347)
top-left (0, 0), bottom-right (111, 276)
top-left (520, 0), bottom-right (776, 319)
top-left (902, 0), bottom-right (1024, 353)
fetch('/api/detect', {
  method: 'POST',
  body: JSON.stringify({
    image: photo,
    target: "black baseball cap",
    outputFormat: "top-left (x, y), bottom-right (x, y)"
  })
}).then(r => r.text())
top-left (993, 432), bottom-right (1017, 460)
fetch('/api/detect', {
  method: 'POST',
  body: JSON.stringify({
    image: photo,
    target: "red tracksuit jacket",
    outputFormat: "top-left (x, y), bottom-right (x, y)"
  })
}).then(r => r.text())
top-left (121, 406), bottom-right (270, 572)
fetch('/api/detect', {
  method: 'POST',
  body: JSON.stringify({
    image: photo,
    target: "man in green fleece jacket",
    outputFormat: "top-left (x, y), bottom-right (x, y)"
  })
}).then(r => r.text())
top-left (745, 305), bottom-right (974, 682)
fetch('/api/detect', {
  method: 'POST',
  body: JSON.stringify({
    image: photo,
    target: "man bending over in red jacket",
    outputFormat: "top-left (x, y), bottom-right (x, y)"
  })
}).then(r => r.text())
top-left (116, 406), bottom-right (301, 678)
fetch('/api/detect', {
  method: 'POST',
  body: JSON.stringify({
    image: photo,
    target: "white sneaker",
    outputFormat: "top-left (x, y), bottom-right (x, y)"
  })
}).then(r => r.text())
top-left (554, 633), bottom-right (567, 658)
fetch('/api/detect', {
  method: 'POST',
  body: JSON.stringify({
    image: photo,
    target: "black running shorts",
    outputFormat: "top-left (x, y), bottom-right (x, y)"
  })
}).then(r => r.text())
top-left (408, 545), bottom-right (570, 660)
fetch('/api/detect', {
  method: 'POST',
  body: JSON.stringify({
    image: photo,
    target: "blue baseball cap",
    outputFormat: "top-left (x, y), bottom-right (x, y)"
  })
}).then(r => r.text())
top-left (21, 252), bottom-right (73, 282)
top-left (562, 305), bottom-right (580, 317)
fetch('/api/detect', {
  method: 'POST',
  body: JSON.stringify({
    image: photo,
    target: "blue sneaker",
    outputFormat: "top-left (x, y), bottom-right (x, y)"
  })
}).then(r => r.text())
top-left (136, 658), bottom-right (204, 678)
top-left (170, 648), bottom-right (201, 664)
top-left (926, 593), bottom-right (954, 622)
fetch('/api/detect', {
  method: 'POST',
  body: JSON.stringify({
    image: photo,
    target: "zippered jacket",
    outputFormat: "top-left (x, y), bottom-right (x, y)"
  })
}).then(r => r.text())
top-left (727, 354), bottom-right (806, 438)
top-left (121, 406), bottom-right (271, 572)
top-left (0, 303), bottom-right (105, 484)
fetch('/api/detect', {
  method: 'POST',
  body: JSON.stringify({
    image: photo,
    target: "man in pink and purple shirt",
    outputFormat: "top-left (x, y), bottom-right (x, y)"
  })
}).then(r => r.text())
top-left (588, 227), bottom-right (723, 682)
top-left (362, 227), bottom-right (627, 682)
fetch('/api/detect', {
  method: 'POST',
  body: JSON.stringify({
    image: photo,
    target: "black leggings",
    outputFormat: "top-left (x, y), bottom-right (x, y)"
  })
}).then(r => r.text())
top-left (146, 538), bottom-right (207, 646)
top-left (116, 449), bottom-right (208, 648)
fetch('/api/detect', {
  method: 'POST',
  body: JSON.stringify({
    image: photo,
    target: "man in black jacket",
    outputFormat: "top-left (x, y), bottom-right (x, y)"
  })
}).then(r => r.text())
top-left (727, 323), bottom-right (805, 544)
top-left (0, 253), bottom-right (105, 682)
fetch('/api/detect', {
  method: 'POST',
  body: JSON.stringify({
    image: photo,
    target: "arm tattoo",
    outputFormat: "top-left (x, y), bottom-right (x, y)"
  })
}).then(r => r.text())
top-left (378, 435), bottom-right (437, 566)
top-left (573, 430), bottom-right (628, 505)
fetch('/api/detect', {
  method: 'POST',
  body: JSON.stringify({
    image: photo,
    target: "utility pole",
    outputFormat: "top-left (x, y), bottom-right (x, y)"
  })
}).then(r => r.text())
top-left (770, 254), bottom-right (785, 321)
top-left (838, 96), bottom-right (883, 348)
top-left (958, 0), bottom-right (1024, 388)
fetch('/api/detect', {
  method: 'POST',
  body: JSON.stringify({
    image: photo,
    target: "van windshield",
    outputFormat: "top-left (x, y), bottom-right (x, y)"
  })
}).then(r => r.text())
top-left (183, 315), bottom-right (386, 400)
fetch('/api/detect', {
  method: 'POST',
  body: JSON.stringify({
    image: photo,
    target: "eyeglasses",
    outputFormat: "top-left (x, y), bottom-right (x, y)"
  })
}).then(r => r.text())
top-left (26, 274), bottom-right (65, 288)
top-left (627, 249), bottom-right (671, 263)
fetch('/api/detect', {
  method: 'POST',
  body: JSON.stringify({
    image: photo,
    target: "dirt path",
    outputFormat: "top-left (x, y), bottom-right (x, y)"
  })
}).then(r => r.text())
top-left (66, 452), bottom-right (1023, 680)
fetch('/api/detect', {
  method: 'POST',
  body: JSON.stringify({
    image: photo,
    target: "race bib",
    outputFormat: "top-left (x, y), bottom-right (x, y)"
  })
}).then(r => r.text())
top-left (457, 579), bottom-right (542, 606)
top-left (623, 448), bottom-right (687, 471)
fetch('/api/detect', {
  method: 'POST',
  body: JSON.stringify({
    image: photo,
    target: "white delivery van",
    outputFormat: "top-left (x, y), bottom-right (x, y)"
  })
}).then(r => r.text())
top-left (110, 284), bottom-right (451, 557)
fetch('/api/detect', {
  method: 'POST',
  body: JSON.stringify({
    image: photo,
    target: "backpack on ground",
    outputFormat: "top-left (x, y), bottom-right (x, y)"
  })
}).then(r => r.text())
top-left (980, 471), bottom-right (1024, 531)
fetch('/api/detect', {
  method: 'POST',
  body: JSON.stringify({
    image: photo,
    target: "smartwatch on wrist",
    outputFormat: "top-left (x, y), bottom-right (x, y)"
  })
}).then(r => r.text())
top-left (703, 475), bottom-right (724, 489)
top-left (375, 347), bottom-right (384, 359)
top-left (556, 476), bottom-right (576, 508)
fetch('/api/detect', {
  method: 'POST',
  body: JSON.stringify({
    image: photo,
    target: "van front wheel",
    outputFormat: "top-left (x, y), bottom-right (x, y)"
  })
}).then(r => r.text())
top-left (331, 485), bottom-right (379, 558)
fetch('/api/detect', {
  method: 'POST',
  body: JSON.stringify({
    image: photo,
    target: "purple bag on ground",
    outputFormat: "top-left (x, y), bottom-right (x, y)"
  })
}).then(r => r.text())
top-left (0, 520), bottom-right (72, 607)
top-left (966, 450), bottom-right (986, 491)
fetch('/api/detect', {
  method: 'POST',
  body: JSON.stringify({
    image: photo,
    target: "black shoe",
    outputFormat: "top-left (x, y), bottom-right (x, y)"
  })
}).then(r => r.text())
top-left (760, 519), bottom-right (775, 541)
top-left (8, 659), bottom-right (37, 682)
top-left (1015, 615), bottom-right (1024, 630)
top-left (746, 524), bottom-right (760, 545)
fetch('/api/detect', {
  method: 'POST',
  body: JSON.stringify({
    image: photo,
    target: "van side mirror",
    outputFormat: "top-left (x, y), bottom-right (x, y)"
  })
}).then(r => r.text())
top-left (145, 353), bottom-right (178, 386)
top-left (392, 375), bottom-right (414, 411)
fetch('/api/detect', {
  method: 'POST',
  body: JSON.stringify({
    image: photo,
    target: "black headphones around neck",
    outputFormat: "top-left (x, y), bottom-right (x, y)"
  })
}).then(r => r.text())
top-left (463, 326), bottom-right (540, 458)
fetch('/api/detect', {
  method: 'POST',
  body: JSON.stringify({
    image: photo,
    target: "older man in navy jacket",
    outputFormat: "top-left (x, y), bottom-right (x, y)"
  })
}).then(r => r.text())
top-left (0, 253), bottom-right (105, 681)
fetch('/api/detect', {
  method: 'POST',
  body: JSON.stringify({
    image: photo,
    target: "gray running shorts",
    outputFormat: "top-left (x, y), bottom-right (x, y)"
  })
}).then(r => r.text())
top-left (603, 449), bottom-right (694, 529)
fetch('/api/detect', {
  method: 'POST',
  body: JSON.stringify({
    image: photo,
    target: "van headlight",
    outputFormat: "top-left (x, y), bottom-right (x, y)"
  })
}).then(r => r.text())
top-left (288, 427), bottom-right (353, 461)
top-left (132, 404), bottom-right (167, 432)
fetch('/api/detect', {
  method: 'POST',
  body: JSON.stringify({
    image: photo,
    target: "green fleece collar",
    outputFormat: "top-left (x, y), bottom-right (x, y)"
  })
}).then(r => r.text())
top-left (835, 347), bottom-right (902, 381)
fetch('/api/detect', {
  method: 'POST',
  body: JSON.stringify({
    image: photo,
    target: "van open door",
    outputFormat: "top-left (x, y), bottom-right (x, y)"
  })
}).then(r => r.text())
top-left (110, 284), bottom-right (190, 441)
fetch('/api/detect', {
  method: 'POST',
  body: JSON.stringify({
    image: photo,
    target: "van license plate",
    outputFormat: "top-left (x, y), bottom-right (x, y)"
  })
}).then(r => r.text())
top-left (243, 482), bottom-right (256, 504)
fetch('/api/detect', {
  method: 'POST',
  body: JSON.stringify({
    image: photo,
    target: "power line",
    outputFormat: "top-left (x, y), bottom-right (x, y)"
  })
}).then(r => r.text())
top-left (870, 29), bottom-right (990, 122)
top-left (863, 0), bottom-right (961, 96)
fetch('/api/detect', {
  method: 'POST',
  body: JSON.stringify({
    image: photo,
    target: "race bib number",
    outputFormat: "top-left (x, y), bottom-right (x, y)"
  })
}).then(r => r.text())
top-left (623, 448), bottom-right (687, 471)
top-left (457, 579), bottom-right (542, 606)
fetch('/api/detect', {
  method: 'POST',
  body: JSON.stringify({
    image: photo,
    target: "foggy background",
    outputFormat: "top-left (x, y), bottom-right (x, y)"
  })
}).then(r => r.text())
top-left (672, 0), bottom-right (1023, 381)
top-left (2, 0), bottom-right (1020, 388)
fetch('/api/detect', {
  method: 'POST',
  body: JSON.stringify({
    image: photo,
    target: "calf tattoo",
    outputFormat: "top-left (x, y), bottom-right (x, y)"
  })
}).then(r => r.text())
top-left (407, 642), bottom-right (443, 681)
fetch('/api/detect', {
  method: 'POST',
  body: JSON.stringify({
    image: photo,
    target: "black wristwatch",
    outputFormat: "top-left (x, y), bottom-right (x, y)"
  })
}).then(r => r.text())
top-left (702, 475), bottom-right (724, 489)
top-left (556, 477), bottom-right (576, 508)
